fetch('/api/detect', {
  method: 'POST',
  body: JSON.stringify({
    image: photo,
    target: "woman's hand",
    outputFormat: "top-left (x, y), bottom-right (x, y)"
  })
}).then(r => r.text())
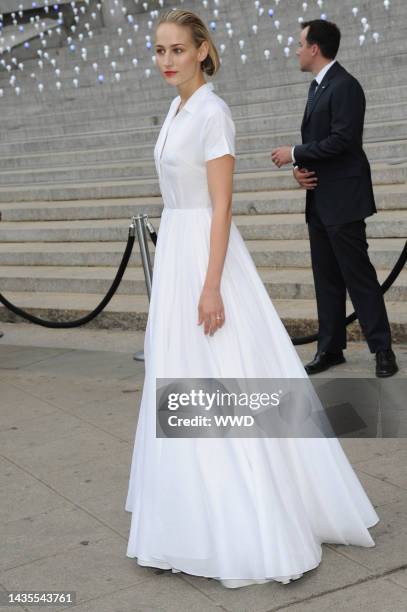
top-left (198, 287), bottom-right (225, 336)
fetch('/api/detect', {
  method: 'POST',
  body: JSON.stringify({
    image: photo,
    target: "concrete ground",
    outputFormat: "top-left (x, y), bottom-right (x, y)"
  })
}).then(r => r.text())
top-left (0, 323), bottom-right (407, 612)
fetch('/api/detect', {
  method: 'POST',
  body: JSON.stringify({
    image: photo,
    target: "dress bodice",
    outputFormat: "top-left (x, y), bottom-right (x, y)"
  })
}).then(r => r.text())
top-left (153, 82), bottom-right (236, 210)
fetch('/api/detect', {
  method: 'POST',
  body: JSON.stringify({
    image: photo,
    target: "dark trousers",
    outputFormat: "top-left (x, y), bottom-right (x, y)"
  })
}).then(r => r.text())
top-left (307, 210), bottom-right (392, 354)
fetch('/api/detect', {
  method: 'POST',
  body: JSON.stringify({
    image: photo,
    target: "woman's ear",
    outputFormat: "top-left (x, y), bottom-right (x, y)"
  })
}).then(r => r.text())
top-left (198, 40), bottom-right (210, 63)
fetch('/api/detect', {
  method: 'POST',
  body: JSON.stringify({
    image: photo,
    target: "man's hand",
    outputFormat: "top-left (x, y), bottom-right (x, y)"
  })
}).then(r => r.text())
top-left (271, 146), bottom-right (293, 168)
top-left (293, 167), bottom-right (318, 190)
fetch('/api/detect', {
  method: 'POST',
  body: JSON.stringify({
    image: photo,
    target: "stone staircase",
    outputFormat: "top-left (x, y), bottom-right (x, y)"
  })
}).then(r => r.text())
top-left (0, 0), bottom-right (406, 341)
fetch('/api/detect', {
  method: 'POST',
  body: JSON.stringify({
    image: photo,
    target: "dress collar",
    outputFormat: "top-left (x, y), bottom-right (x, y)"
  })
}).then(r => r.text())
top-left (175, 81), bottom-right (215, 115)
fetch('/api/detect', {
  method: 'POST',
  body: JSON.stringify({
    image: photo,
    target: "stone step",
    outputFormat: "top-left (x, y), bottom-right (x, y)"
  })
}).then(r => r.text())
top-left (4, 32), bottom-right (398, 79)
top-left (166, 5), bottom-right (407, 37)
top-left (0, 139), bottom-right (406, 186)
top-left (233, 210), bottom-right (407, 240)
top-left (222, 0), bottom-right (406, 14)
top-left (4, 78), bottom-right (407, 130)
top-left (0, 136), bottom-right (405, 174)
top-left (245, 238), bottom-right (406, 270)
top-left (1, 114), bottom-right (406, 159)
top-left (0, 210), bottom-right (404, 242)
top-left (0, 122), bottom-right (406, 170)
top-left (1, 33), bottom-right (404, 98)
top-left (3, 3), bottom-right (397, 66)
top-left (2, 58), bottom-right (407, 127)
top-left (1, 48), bottom-right (406, 110)
top-left (1, 25), bottom-right (404, 88)
top-left (199, 0), bottom-right (406, 19)
top-left (0, 142), bottom-right (406, 186)
top-left (0, 163), bottom-right (405, 203)
top-left (0, 265), bottom-right (405, 301)
top-left (0, 292), bottom-right (405, 342)
top-left (3, 12), bottom-right (403, 73)
top-left (2, 63), bottom-right (407, 123)
top-left (3, 96), bottom-right (407, 142)
top-left (0, 237), bottom-right (403, 270)
top-left (2, 184), bottom-right (407, 222)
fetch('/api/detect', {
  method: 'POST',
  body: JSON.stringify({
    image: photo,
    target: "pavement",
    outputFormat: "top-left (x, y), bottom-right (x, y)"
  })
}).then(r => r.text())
top-left (0, 323), bottom-right (407, 612)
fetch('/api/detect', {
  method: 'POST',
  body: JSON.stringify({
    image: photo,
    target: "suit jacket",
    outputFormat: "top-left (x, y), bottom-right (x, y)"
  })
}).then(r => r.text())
top-left (294, 61), bottom-right (376, 226)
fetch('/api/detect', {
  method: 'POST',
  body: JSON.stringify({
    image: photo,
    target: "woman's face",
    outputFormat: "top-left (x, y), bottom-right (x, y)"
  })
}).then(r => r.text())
top-left (155, 23), bottom-right (209, 87)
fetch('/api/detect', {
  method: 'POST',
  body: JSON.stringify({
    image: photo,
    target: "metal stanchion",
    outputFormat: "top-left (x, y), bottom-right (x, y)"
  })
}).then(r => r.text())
top-left (133, 214), bottom-right (154, 361)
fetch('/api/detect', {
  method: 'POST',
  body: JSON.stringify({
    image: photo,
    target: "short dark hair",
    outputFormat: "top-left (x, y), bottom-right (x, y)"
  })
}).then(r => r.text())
top-left (302, 19), bottom-right (341, 59)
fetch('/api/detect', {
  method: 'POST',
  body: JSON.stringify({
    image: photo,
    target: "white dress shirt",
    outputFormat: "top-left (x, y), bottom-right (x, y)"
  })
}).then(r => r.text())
top-left (292, 59), bottom-right (337, 164)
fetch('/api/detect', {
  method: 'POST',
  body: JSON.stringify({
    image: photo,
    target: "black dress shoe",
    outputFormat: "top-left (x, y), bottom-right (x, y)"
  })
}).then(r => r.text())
top-left (376, 349), bottom-right (398, 378)
top-left (305, 351), bottom-right (346, 375)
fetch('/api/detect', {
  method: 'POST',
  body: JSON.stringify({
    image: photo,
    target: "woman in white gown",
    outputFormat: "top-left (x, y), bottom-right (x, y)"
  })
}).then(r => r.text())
top-left (125, 9), bottom-right (380, 588)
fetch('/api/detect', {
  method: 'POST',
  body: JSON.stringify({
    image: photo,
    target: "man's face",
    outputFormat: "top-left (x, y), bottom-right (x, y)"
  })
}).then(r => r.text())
top-left (296, 26), bottom-right (317, 72)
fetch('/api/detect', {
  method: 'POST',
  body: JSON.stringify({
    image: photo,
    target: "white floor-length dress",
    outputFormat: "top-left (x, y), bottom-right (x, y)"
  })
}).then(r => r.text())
top-left (125, 81), bottom-right (380, 588)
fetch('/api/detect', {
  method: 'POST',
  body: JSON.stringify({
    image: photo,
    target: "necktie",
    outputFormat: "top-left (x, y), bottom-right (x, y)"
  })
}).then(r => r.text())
top-left (306, 79), bottom-right (318, 118)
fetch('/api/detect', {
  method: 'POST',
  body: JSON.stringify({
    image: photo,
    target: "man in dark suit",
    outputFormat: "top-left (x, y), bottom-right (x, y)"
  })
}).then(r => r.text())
top-left (271, 19), bottom-right (398, 377)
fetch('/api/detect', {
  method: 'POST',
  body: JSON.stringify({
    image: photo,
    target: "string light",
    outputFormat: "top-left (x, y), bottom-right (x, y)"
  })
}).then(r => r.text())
top-left (0, 0), bottom-right (387, 98)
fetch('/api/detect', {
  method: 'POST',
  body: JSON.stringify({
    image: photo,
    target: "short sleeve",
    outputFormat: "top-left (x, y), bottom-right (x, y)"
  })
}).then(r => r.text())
top-left (202, 107), bottom-right (236, 162)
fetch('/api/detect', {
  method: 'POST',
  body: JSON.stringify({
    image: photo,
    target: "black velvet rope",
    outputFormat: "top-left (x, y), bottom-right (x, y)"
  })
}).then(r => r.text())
top-left (0, 220), bottom-right (404, 345)
top-left (0, 230), bottom-right (135, 328)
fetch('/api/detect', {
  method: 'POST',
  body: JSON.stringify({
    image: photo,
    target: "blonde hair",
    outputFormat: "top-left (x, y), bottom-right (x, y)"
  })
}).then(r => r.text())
top-left (157, 9), bottom-right (220, 76)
